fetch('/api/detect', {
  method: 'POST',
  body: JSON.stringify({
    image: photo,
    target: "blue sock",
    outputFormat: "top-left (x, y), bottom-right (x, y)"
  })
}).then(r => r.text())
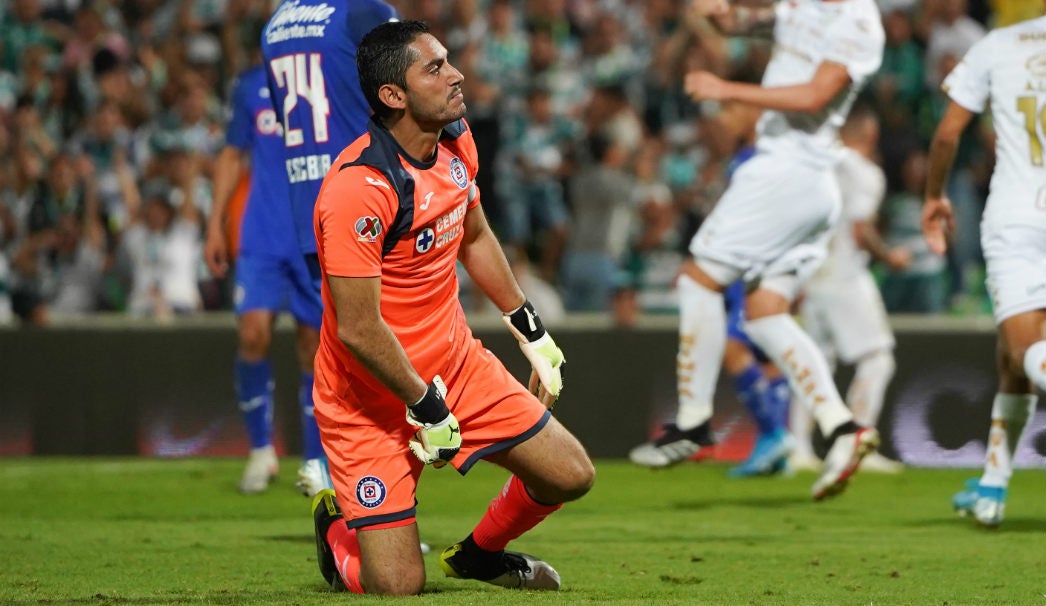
top-left (235, 358), bottom-right (274, 449)
top-left (765, 375), bottom-right (791, 434)
top-left (733, 364), bottom-right (776, 436)
top-left (299, 372), bottom-right (325, 461)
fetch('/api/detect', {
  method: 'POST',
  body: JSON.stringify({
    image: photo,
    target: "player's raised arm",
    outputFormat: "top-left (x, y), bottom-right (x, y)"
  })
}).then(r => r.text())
top-left (685, 60), bottom-right (852, 114)
top-left (922, 100), bottom-right (974, 255)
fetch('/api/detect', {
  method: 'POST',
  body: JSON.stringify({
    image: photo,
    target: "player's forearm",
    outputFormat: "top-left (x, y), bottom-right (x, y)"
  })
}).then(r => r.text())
top-left (853, 220), bottom-right (893, 264)
top-left (339, 316), bottom-right (428, 404)
top-left (925, 134), bottom-right (959, 200)
top-left (461, 231), bottom-right (526, 313)
top-left (723, 80), bottom-right (831, 113)
top-left (329, 275), bottom-right (429, 404)
top-left (926, 101), bottom-right (975, 199)
top-left (458, 205), bottom-right (526, 313)
top-left (210, 146), bottom-right (243, 229)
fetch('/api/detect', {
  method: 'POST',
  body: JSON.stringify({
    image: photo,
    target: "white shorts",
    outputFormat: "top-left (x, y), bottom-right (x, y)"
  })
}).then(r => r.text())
top-left (801, 270), bottom-right (895, 364)
top-left (690, 152), bottom-right (839, 300)
top-left (982, 223), bottom-right (1046, 324)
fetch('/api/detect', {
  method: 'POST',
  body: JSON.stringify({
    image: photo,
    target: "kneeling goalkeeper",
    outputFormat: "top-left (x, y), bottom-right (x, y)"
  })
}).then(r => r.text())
top-left (307, 20), bottom-right (594, 596)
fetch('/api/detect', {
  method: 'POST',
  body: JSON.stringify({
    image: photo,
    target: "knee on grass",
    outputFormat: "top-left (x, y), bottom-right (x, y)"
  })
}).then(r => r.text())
top-left (362, 565), bottom-right (425, 596)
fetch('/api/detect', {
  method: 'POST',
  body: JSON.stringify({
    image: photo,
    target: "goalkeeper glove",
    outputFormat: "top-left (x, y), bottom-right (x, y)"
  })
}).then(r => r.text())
top-left (503, 300), bottom-right (564, 408)
top-left (406, 375), bottom-right (461, 468)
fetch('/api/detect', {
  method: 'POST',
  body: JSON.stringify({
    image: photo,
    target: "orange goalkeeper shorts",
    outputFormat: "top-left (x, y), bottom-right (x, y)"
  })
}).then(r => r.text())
top-left (315, 336), bottom-right (550, 529)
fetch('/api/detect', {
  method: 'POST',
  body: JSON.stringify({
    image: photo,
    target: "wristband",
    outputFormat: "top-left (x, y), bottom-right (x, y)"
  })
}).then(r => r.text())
top-left (407, 376), bottom-right (449, 425)
top-left (504, 299), bottom-right (546, 343)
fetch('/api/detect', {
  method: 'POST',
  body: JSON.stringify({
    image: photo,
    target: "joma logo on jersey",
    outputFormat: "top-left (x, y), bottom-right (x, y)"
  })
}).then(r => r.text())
top-left (355, 216), bottom-right (382, 242)
top-left (449, 157), bottom-right (468, 189)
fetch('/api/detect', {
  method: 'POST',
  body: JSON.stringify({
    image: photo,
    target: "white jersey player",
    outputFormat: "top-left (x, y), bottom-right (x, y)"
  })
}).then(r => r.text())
top-left (795, 108), bottom-right (909, 473)
top-left (922, 10), bottom-right (1046, 528)
top-left (629, 0), bottom-right (885, 501)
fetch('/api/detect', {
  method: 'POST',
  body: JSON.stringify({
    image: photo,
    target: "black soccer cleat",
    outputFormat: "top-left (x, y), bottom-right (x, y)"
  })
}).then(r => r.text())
top-left (440, 535), bottom-right (560, 590)
top-left (628, 421), bottom-right (715, 468)
top-left (311, 489), bottom-right (346, 591)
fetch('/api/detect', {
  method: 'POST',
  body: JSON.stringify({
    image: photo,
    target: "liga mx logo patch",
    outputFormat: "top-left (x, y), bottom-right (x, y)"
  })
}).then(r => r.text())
top-left (355, 476), bottom-right (387, 509)
top-left (449, 157), bottom-right (468, 189)
top-left (355, 216), bottom-right (382, 242)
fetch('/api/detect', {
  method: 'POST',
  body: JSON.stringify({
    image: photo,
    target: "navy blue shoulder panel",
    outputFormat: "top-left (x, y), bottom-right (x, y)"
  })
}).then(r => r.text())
top-left (339, 119), bottom-right (415, 257)
top-left (439, 119), bottom-right (467, 142)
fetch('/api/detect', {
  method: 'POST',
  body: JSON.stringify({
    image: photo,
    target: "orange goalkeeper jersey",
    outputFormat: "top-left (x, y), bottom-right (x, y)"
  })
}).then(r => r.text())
top-left (313, 118), bottom-right (481, 407)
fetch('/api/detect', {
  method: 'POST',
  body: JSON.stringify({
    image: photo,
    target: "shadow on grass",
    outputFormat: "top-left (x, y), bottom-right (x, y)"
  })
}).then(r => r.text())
top-left (899, 516), bottom-right (1045, 533)
top-left (671, 495), bottom-right (810, 511)
top-left (260, 533), bottom-right (312, 543)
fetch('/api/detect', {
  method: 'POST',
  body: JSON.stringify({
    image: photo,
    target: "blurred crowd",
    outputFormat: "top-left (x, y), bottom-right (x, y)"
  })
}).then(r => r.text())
top-left (0, 0), bottom-right (1037, 326)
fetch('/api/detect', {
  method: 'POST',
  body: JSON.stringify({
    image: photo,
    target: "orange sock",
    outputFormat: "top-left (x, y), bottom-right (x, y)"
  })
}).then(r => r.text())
top-left (471, 475), bottom-right (562, 552)
top-left (326, 522), bottom-right (364, 594)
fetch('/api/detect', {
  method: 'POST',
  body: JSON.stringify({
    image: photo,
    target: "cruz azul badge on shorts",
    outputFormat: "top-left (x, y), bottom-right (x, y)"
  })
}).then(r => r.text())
top-left (355, 475), bottom-right (387, 508)
top-left (355, 216), bottom-right (382, 243)
top-left (449, 157), bottom-right (468, 189)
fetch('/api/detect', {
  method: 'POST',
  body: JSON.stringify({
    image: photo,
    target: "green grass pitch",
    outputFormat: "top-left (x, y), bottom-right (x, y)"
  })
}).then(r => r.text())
top-left (0, 458), bottom-right (1043, 605)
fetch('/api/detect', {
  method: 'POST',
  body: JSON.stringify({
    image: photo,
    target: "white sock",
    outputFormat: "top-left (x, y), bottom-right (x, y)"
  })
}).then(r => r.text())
top-left (674, 274), bottom-right (725, 431)
top-left (789, 401), bottom-right (816, 458)
top-left (980, 392), bottom-right (1037, 489)
top-left (744, 314), bottom-right (852, 437)
top-left (1022, 340), bottom-right (1046, 392)
top-left (847, 349), bottom-right (896, 428)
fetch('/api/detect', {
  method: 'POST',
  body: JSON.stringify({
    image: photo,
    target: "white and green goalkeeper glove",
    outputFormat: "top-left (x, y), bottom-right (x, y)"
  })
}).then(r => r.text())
top-left (406, 375), bottom-right (461, 469)
top-left (503, 300), bottom-right (565, 408)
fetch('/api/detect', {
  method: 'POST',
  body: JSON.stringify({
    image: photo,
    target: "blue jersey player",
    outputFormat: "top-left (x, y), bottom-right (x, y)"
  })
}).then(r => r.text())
top-left (227, 0), bottom-right (396, 495)
top-left (260, 0), bottom-right (398, 267)
top-left (205, 56), bottom-right (329, 496)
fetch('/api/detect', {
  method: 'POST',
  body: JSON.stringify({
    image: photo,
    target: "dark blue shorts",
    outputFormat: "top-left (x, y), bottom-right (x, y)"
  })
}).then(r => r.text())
top-left (234, 250), bottom-right (322, 328)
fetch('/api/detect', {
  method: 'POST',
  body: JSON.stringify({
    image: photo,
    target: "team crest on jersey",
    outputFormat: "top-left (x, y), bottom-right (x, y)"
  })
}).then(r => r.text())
top-left (416, 227), bottom-right (435, 254)
top-left (1027, 53), bottom-right (1046, 78)
top-left (355, 476), bottom-right (386, 509)
top-left (255, 109), bottom-right (280, 136)
top-left (449, 157), bottom-right (468, 189)
top-left (355, 216), bottom-right (382, 242)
